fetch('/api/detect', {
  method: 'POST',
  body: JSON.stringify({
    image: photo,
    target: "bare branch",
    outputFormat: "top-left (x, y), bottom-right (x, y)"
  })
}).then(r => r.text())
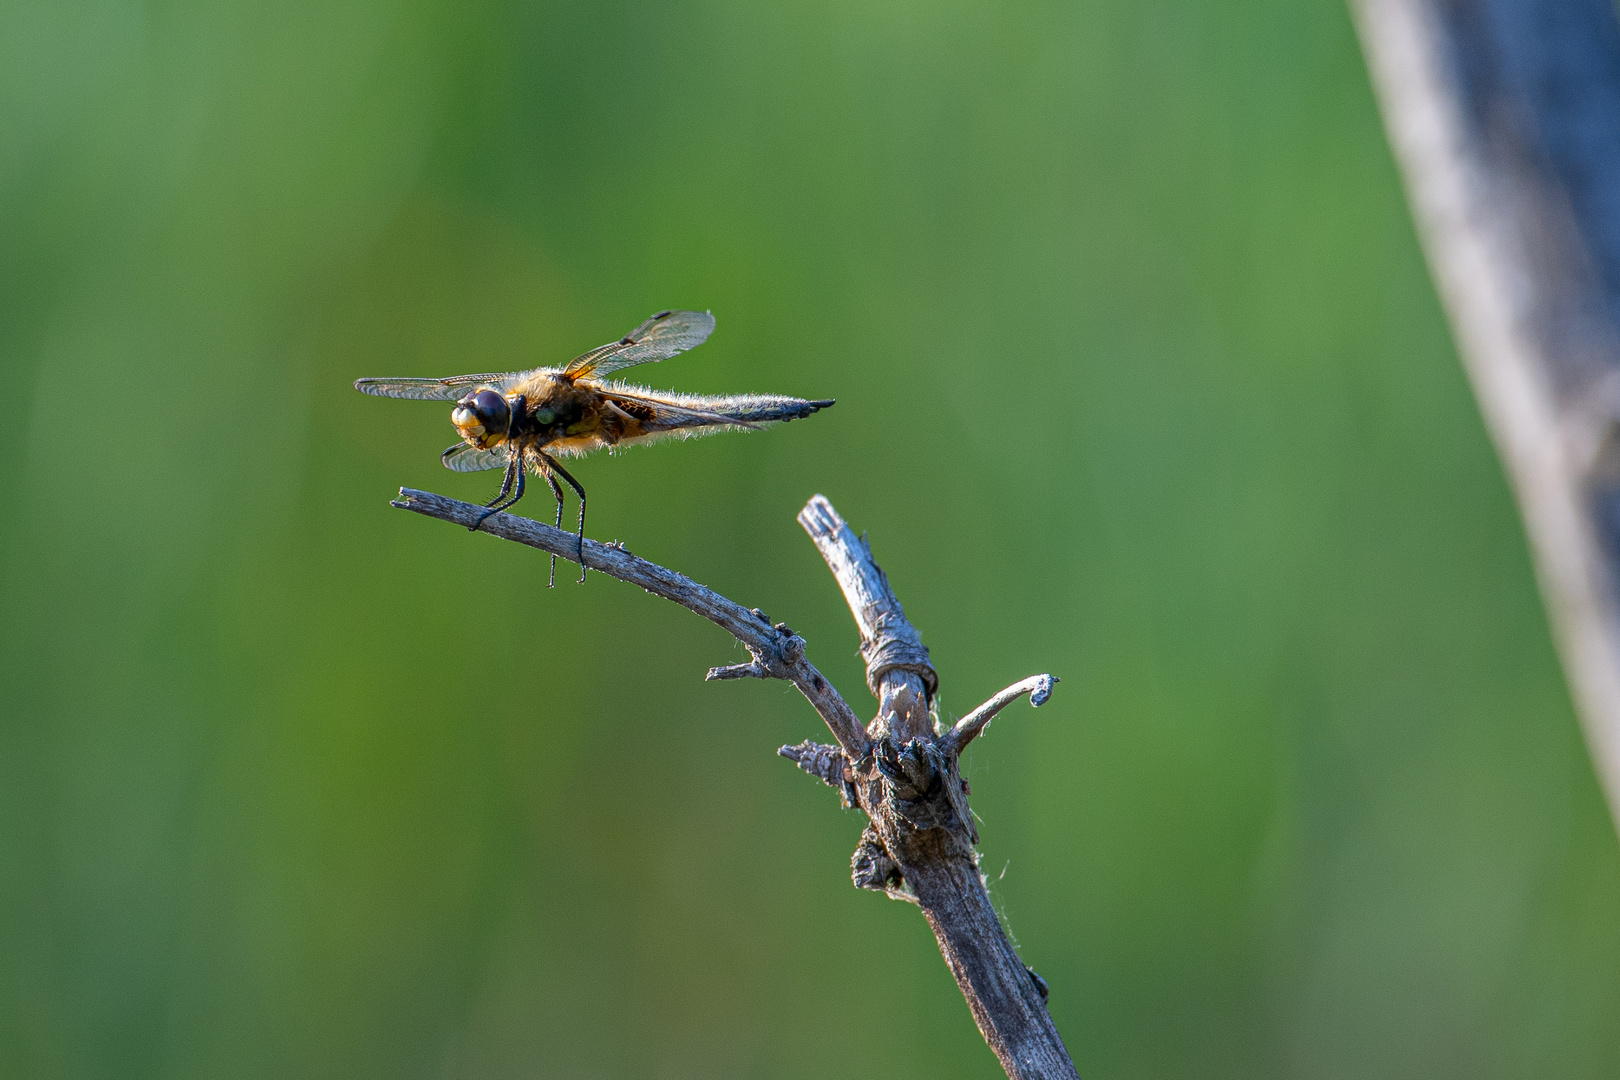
top-left (777, 739), bottom-right (843, 780)
top-left (798, 495), bottom-right (936, 747)
top-left (798, 495), bottom-right (937, 702)
top-left (390, 487), bottom-right (1076, 1079)
top-left (778, 740), bottom-right (858, 806)
top-left (795, 496), bottom-right (1078, 1080)
top-left (942, 674), bottom-right (1060, 756)
top-left (392, 488), bottom-right (868, 756)
top-left (705, 661), bottom-right (769, 681)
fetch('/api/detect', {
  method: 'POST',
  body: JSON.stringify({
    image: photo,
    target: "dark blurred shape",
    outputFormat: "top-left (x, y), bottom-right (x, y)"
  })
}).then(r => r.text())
top-left (1356, 0), bottom-right (1620, 832)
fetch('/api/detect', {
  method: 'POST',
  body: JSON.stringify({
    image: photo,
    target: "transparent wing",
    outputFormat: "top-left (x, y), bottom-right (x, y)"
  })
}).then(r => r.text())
top-left (441, 442), bottom-right (512, 472)
top-left (354, 372), bottom-right (519, 401)
top-left (562, 310), bottom-right (716, 380)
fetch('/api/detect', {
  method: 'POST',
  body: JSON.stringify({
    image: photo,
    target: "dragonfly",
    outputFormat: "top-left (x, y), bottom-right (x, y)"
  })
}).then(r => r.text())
top-left (355, 310), bottom-right (834, 584)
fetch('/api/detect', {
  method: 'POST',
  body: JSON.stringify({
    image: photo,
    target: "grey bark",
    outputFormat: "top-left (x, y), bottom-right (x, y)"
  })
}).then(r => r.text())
top-left (1352, 0), bottom-right (1620, 830)
top-left (391, 488), bottom-right (1078, 1079)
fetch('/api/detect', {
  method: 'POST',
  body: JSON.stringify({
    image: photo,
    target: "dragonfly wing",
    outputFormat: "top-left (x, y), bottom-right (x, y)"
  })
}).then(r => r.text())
top-left (354, 371), bottom-right (523, 401)
top-left (441, 442), bottom-right (512, 472)
top-left (562, 310), bottom-right (715, 380)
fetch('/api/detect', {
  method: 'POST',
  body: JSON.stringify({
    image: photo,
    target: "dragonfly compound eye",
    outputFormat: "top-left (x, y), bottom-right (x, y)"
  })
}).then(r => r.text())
top-left (470, 390), bottom-right (510, 431)
top-left (452, 389), bottom-right (511, 446)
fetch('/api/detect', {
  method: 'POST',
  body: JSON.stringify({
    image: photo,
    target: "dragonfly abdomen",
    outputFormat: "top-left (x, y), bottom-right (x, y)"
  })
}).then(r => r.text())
top-left (707, 395), bottom-right (836, 424)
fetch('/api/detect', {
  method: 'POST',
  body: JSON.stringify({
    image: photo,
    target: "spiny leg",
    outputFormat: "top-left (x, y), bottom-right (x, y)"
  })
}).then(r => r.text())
top-left (541, 466), bottom-right (566, 588)
top-left (470, 459), bottom-right (516, 532)
top-left (540, 451), bottom-right (588, 583)
top-left (476, 461), bottom-right (524, 526)
top-left (474, 455), bottom-right (526, 531)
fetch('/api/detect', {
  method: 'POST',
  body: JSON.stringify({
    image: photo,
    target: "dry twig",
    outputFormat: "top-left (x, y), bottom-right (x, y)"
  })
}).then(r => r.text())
top-left (390, 487), bottom-right (1078, 1079)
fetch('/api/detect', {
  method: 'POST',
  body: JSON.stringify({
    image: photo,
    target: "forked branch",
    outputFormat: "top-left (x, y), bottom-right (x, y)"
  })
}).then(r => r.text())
top-left (390, 487), bottom-right (1078, 1079)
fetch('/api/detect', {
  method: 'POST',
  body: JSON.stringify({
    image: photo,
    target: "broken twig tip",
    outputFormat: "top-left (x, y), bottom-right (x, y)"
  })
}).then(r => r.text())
top-left (706, 661), bottom-right (767, 681)
top-left (796, 494), bottom-right (842, 538)
top-left (778, 740), bottom-right (858, 806)
top-left (944, 673), bottom-right (1062, 754)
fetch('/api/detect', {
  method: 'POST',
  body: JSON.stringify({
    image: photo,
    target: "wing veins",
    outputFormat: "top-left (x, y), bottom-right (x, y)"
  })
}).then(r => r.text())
top-left (441, 442), bottom-right (512, 472)
top-left (563, 310), bottom-right (716, 380)
top-left (354, 372), bottom-right (515, 401)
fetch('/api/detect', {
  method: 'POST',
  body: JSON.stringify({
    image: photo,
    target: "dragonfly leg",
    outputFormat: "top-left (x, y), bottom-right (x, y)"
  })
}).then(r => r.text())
top-left (541, 465), bottom-right (566, 589)
top-left (474, 457), bottom-right (526, 531)
top-left (540, 452), bottom-right (588, 583)
top-left (470, 461), bottom-right (515, 531)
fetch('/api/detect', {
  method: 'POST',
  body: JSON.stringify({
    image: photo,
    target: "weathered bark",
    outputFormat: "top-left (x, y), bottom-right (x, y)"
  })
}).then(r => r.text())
top-left (797, 497), bottom-right (1077, 1078)
top-left (1352, 0), bottom-right (1620, 831)
top-left (392, 488), bottom-right (1078, 1078)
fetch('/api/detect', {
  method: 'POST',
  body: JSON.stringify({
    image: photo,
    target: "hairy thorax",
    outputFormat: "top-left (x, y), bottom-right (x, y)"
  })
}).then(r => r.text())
top-left (507, 372), bottom-right (601, 456)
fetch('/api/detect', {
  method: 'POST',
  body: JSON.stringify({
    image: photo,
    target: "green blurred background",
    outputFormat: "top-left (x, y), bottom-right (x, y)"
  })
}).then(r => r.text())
top-left (4, 0), bottom-right (1620, 1077)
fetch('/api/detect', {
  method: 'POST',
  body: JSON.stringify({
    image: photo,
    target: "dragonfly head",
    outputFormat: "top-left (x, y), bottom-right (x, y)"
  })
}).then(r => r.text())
top-left (451, 389), bottom-right (511, 448)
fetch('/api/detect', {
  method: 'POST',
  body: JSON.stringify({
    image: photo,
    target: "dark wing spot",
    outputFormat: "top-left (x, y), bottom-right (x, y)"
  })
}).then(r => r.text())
top-left (653, 310), bottom-right (672, 319)
top-left (620, 336), bottom-right (635, 345)
top-left (617, 399), bottom-right (657, 421)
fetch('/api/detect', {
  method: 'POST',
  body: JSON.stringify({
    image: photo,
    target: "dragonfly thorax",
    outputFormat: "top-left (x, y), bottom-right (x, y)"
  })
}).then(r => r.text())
top-left (510, 377), bottom-right (593, 440)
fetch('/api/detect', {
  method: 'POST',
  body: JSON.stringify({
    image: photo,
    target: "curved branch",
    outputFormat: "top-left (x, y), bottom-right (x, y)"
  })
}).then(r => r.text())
top-left (943, 674), bottom-right (1060, 756)
top-left (391, 488), bottom-right (867, 756)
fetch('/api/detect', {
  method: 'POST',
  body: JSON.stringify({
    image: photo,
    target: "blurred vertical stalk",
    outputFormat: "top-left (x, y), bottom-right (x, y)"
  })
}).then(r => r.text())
top-left (1352, 0), bottom-right (1620, 831)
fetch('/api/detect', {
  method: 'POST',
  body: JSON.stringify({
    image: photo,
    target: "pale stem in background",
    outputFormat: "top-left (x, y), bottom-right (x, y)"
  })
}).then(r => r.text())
top-left (1353, 0), bottom-right (1620, 832)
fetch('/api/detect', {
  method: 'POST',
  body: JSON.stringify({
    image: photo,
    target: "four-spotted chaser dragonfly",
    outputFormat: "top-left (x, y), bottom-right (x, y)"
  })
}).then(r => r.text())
top-left (356, 310), bottom-right (834, 584)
